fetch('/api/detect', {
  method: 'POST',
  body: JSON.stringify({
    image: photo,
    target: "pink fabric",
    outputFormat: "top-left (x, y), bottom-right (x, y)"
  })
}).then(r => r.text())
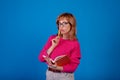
top-left (38, 35), bottom-right (81, 73)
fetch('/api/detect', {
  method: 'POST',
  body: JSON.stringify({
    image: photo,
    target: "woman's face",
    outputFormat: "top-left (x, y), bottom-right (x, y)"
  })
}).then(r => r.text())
top-left (58, 18), bottom-right (71, 35)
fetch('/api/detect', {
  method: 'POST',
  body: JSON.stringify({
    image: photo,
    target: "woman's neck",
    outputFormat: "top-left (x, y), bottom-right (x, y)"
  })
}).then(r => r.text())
top-left (62, 34), bottom-right (69, 40)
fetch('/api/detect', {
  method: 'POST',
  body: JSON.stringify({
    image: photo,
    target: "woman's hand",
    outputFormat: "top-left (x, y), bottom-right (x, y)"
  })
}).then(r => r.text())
top-left (43, 55), bottom-right (53, 66)
top-left (46, 36), bottom-right (60, 56)
top-left (49, 64), bottom-right (63, 71)
top-left (51, 36), bottom-right (60, 48)
top-left (48, 63), bottom-right (57, 69)
top-left (43, 55), bottom-right (63, 71)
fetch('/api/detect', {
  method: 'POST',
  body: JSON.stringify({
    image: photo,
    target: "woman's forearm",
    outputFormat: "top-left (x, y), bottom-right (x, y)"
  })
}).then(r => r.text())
top-left (47, 46), bottom-right (55, 56)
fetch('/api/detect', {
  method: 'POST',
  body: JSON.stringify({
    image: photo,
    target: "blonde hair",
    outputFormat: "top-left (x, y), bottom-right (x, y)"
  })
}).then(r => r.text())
top-left (56, 12), bottom-right (77, 40)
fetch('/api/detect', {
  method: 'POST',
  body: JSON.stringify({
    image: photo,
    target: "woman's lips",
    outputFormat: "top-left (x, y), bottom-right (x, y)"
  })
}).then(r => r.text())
top-left (60, 30), bottom-right (64, 32)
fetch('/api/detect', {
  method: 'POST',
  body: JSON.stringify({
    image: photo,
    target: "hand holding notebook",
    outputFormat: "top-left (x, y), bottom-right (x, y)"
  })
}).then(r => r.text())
top-left (43, 55), bottom-right (70, 66)
top-left (51, 55), bottom-right (71, 66)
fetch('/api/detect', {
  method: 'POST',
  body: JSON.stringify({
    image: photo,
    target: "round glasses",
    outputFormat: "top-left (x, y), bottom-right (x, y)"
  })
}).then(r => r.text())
top-left (58, 22), bottom-right (70, 27)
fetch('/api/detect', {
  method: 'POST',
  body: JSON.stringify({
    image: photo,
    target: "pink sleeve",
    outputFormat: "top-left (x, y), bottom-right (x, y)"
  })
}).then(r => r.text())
top-left (38, 35), bottom-right (55, 62)
top-left (62, 43), bottom-right (81, 73)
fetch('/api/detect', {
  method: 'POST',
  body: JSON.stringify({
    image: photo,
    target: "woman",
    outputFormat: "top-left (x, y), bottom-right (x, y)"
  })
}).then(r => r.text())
top-left (38, 12), bottom-right (81, 80)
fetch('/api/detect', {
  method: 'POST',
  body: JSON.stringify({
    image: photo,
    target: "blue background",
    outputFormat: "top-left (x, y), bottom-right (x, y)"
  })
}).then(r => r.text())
top-left (0, 0), bottom-right (120, 80)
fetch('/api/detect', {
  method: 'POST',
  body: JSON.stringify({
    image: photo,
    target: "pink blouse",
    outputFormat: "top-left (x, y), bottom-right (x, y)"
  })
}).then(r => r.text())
top-left (38, 35), bottom-right (81, 73)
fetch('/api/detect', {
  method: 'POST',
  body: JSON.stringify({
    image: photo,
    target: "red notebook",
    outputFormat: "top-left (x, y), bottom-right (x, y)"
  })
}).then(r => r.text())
top-left (52, 55), bottom-right (70, 66)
